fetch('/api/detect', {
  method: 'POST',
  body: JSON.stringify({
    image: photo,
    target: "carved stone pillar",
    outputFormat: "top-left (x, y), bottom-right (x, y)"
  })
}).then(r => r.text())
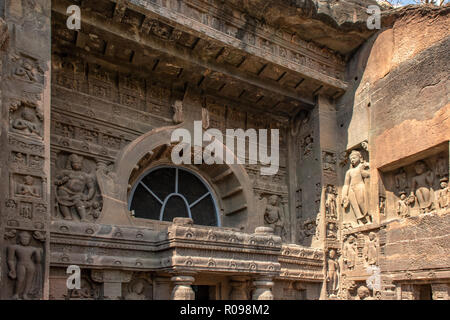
top-left (431, 283), bottom-right (450, 300)
top-left (400, 284), bottom-right (418, 300)
top-left (252, 277), bottom-right (274, 300)
top-left (229, 276), bottom-right (249, 300)
top-left (91, 270), bottom-right (132, 300)
top-left (171, 275), bottom-right (195, 300)
top-left (0, 0), bottom-right (51, 300)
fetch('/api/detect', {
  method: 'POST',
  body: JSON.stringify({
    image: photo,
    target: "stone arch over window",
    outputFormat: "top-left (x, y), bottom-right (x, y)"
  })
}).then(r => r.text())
top-left (97, 126), bottom-right (257, 231)
top-left (128, 165), bottom-right (221, 227)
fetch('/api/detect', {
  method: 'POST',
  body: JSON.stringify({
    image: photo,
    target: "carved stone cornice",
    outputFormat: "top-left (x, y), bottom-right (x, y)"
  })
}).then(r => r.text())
top-left (125, 0), bottom-right (347, 88)
top-left (50, 220), bottom-right (325, 281)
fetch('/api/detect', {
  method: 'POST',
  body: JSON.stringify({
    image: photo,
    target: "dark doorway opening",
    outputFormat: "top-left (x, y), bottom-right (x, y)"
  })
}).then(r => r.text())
top-left (193, 285), bottom-right (215, 300)
top-left (418, 284), bottom-right (432, 300)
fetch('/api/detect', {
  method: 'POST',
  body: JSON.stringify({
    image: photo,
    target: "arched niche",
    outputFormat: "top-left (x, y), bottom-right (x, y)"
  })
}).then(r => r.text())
top-left (96, 125), bottom-right (257, 232)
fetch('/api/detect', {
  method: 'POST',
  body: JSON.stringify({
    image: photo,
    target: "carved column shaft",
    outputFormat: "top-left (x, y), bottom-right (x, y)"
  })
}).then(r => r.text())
top-left (229, 277), bottom-right (248, 300)
top-left (0, 0), bottom-right (51, 300)
top-left (431, 283), bottom-right (450, 300)
top-left (252, 277), bottom-right (274, 300)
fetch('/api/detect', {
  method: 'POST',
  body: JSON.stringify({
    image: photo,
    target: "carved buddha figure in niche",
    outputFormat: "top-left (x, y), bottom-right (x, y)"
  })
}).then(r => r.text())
top-left (14, 152), bottom-right (26, 165)
top-left (364, 232), bottom-right (378, 266)
top-left (341, 150), bottom-right (371, 225)
top-left (325, 186), bottom-right (337, 219)
top-left (410, 160), bottom-right (435, 213)
top-left (18, 175), bottom-right (40, 198)
top-left (437, 177), bottom-right (449, 209)
top-left (55, 154), bottom-right (95, 221)
top-left (264, 195), bottom-right (285, 238)
top-left (326, 222), bottom-right (337, 239)
top-left (343, 235), bottom-right (357, 270)
top-left (7, 231), bottom-right (42, 300)
top-left (326, 249), bottom-right (339, 297)
top-left (12, 107), bottom-right (40, 136)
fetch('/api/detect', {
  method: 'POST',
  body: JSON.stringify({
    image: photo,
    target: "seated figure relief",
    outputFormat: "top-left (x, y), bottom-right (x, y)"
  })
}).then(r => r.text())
top-left (18, 175), bottom-right (40, 198)
top-left (410, 160), bottom-right (435, 214)
top-left (341, 150), bottom-right (371, 226)
top-left (55, 154), bottom-right (101, 222)
top-left (11, 104), bottom-right (42, 137)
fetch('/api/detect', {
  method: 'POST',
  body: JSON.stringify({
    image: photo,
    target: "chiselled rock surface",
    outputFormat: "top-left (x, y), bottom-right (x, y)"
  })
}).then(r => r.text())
top-left (0, 0), bottom-right (448, 300)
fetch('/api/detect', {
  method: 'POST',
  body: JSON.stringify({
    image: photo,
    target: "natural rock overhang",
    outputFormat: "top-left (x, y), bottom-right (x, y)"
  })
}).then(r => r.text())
top-left (222, 0), bottom-right (381, 56)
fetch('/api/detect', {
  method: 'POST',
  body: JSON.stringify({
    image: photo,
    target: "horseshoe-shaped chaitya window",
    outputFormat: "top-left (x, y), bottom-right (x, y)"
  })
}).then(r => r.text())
top-left (128, 166), bottom-right (220, 226)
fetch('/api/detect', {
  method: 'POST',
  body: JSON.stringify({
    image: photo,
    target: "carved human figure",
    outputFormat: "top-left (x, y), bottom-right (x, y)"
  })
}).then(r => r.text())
top-left (125, 279), bottom-right (146, 300)
top-left (16, 59), bottom-right (38, 82)
top-left (397, 191), bottom-right (411, 218)
top-left (202, 107), bottom-right (210, 130)
top-left (323, 153), bottom-right (336, 172)
top-left (314, 214), bottom-right (321, 240)
top-left (325, 186), bottom-right (337, 219)
top-left (341, 150), bottom-right (371, 225)
top-left (18, 175), bottom-right (40, 197)
top-left (379, 196), bottom-right (386, 215)
top-left (55, 154), bottom-right (95, 221)
top-left (297, 219), bottom-right (315, 244)
top-left (172, 100), bottom-right (184, 124)
top-left (7, 231), bottom-right (42, 300)
top-left (302, 135), bottom-right (313, 156)
top-left (363, 232), bottom-right (378, 266)
top-left (326, 249), bottom-right (339, 297)
top-left (436, 177), bottom-right (449, 210)
top-left (343, 235), bottom-right (357, 270)
top-left (264, 195), bottom-right (285, 239)
top-left (326, 222), bottom-right (337, 239)
top-left (355, 286), bottom-right (373, 300)
top-left (435, 156), bottom-right (448, 178)
top-left (14, 152), bottom-right (26, 165)
top-left (12, 107), bottom-right (40, 136)
top-left (410, 160), bottom-right (435, 213)
top-left (394, 168), bottom-right (408, 192)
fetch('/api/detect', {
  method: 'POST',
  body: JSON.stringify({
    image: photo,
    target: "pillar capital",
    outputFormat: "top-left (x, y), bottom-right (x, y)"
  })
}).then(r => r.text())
top-left (171, 274), bottom-right (195, 300)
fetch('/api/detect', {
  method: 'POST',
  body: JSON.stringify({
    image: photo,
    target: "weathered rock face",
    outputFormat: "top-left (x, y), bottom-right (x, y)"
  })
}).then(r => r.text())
top-left (0, 18), bottom-right (8, 51)
top-left (335, 4), bottom-right (449, 300)
top-left (224, 0), bottom-right (380, 55)
top-left (0, 0), bottom-right (448, 301)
